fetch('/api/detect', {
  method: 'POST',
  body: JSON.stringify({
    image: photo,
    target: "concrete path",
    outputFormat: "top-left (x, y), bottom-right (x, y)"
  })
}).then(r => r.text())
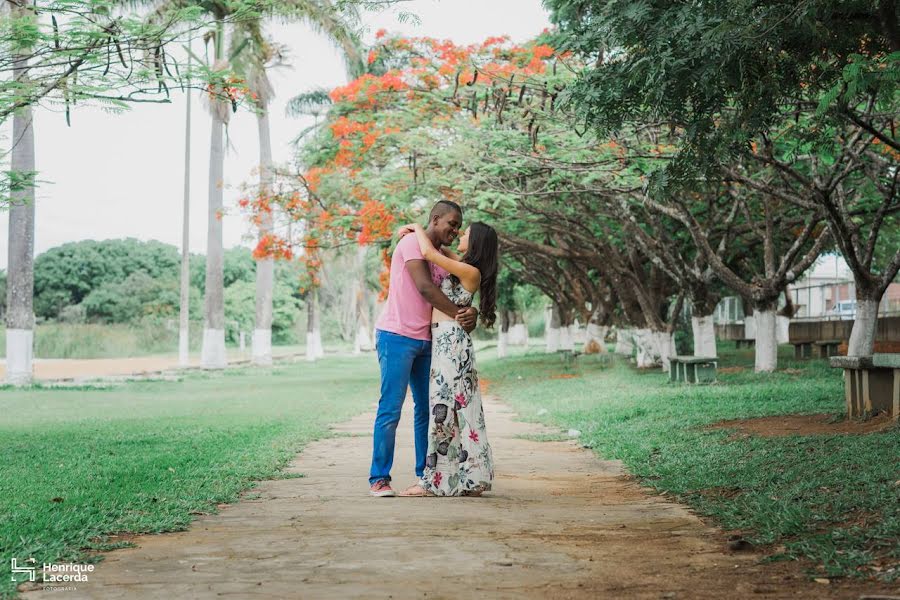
top-left (23, 396), bottom-right (891, 599)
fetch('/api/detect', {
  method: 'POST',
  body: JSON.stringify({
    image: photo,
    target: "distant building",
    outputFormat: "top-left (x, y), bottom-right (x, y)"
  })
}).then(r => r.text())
top-left (714, 255), bottom-right (900, 324)
top-left (789, 255), bottom-right (854, 319)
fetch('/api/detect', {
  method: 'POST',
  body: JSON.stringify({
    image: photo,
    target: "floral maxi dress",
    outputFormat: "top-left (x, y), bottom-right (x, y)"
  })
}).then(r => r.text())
top-left (422, 276), bottom-right (494, 496)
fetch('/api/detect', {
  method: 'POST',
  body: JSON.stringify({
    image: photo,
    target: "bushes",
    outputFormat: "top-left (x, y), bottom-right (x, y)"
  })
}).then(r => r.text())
top-left (81, 272), bottom-right (201, 324)
top-left (223, 280), bottom-right (303, 344)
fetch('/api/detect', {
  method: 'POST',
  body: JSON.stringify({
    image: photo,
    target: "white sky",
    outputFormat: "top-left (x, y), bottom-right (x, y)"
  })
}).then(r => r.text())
top-left (0, 0), bottom-right (551, 269)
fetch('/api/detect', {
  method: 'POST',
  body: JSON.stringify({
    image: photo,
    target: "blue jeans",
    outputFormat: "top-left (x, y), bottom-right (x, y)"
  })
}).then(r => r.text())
top-left (369, 329), bottom-right (432, 485)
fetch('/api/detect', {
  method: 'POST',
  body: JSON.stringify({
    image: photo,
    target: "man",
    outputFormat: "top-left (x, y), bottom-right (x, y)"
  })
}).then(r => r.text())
top-left (369, 200), bottom-right (478, 497)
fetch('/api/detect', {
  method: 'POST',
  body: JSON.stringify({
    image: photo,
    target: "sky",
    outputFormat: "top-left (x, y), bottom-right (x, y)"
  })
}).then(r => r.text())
top-left (0, 0), bottom-right (552, 269)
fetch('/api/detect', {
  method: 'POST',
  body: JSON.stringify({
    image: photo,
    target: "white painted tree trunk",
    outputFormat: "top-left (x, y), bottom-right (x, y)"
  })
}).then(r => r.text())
top-left (545, 304), bottom-right (561, 352)
top-left (569, 321), bottom-right (582, 345)
top-left (5, 61), bottom-right (35, 386)
top-left (615, 328), bottom-right (635, 355)
top-left (633, 328), bottom-right (655, 367)
top-left (754, 308), bottom-right (778, 373)
top-left (634, 329), bottom-right (675, 370)
top-left (498, 310), bottom-right (510, 358)
top-left (743, 314), bottom-right (757, 340)
top-left (545, 327), bottom-right (561, 353)
top-left (307, 329), bottom-right (323, 361)
top-left (583, 323), bottom-right (608, 352)
top-left (352, 247), bottom-right (372, 355)
top-left (201, 110), bottom-right (227, 370)
top-left (691, 315), bottom-right (717, 358)
top-left (847, 298), bottom-right (879, 356)
top-left (558, 325), bottom-right (574, 351)
top-left (509, 322), bottom-right (528, 346)
top-left (5, 330), bottom-right (33, 386)
top-left (178, 56), bottom-right (192, 368)
top-left (252, 106), bottom-right (275, 366)
top-left (354, 325), bottom-right (373, 354)
top-left (306, 289), bottom-right (324, 361)
top-left (498, 329), bottom-right (509, 358)
top-left (655, 331), bottom-right (676, 372)
top-left (776, 316), bottom-right (790, 345)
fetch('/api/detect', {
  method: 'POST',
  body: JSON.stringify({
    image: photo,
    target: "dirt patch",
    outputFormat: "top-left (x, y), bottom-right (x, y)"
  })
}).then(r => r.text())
top-left (709, 412), bottom-right (897, 437)
top-left (718, 366), bottom-right (746, 374)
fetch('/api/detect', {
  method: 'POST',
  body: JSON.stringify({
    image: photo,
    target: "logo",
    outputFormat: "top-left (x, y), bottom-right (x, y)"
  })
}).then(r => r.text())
top-left (10, 557), bottom-right (93, 588)
top-left (10, 558), bottom-right (36, 582)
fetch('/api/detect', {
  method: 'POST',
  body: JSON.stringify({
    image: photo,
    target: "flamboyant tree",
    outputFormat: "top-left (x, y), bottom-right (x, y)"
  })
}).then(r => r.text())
top-left (243, 33), bottom-right (565, 320)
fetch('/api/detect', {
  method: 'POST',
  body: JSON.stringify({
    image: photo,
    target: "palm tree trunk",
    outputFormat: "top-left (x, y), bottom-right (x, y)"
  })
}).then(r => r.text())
top-left (202, 23), bottom-right (227, 370)
top-left (5, 45), bottom-right (36, 386)
top-left (252, 104), bottom-right (274, 366)
top-left (179, 51), bottom-right (192, 368)
top-left (201, 109), bottom-right (227, 369)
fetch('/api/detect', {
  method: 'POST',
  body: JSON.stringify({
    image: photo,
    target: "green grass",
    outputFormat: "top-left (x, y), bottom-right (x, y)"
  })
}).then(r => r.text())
top-left (0, 358), bottom-right (377, 598)
top-left (480, 344), bottom-right (900, 581)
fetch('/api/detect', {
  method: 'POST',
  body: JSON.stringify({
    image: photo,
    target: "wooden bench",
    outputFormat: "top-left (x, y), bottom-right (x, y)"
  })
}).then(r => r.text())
top-left (734, 338), bottom-right (755, 349)
top-left (791, 340), bottom-right (814, 359)
top-left (669, 355), bottom-right (718, 384)
top-left (829, 354), bottom-right (900, 420)
top-left (558, 349), bottom-right (581, 368)
top-left (792, 339), bottom-right (843, 359)
top-left (813, 339), bottom-right (842, 358)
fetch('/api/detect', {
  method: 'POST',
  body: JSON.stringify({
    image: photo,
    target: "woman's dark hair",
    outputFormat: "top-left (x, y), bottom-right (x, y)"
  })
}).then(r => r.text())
top-left (459, 222), bottom-right (499, 328)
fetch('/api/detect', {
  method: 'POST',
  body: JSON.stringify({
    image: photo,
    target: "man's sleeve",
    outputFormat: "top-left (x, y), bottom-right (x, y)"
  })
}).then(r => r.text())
top-left (399, 234), bottom-right (424, 263)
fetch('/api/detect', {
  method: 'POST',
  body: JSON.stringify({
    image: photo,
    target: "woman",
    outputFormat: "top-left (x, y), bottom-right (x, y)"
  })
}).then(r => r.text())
top-left (399, 221), bottom-right (499, 497)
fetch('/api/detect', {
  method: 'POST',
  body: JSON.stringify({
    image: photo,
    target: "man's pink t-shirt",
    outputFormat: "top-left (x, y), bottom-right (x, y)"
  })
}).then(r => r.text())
top-left (376, 234), bottom-right (449, 341)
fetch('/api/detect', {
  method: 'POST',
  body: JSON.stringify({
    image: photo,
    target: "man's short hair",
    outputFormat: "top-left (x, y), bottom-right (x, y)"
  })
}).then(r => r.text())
top-left (429, 200), bottom-right (462, 221)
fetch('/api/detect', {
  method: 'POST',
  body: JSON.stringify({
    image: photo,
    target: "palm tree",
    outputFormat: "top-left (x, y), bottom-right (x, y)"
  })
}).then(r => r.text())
top-left (232, 4), bottom-right (363, 365)
top-left (200, 17), bottom-right (231, 369)
top-left (5, 3), bottom-right (37, 385)
top-left (178, 45), bottom-right (193, 367)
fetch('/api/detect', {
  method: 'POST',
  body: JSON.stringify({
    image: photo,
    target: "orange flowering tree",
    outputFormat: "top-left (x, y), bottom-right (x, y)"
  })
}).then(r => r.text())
top-left (240, 31), bottom-right (571, 297)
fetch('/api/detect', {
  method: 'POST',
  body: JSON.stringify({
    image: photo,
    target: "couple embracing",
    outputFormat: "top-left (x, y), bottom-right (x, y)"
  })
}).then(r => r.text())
top-left (369, 200), bottom-right (499, 498)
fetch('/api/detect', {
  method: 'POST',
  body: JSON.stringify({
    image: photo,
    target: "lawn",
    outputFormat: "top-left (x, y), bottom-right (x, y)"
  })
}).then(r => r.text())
top-left (479, 344), bottom-right (900, 582)
top-left (0, 358), bottom-right (378, 598)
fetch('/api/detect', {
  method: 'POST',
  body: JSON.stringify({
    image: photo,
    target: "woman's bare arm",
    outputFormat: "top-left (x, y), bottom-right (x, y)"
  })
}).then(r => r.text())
top-left (413, 225), bottom-right (480, 292)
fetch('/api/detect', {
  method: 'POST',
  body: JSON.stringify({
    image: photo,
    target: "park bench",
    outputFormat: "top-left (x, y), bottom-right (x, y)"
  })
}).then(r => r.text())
top-left (813, 339), bottom-right (842, 358)
top-left (791, 340), bottom-right (814, 359)
top-left (734, 338), bottom-right (755, 349)
top-left (829, 354), bottom-right (900, 421)
top-left (669, 355), bottom-right (718, 384)
top-left (792, 339), bottom-right (843, 359)
top-left (558, 349), bottom-right (581, 368)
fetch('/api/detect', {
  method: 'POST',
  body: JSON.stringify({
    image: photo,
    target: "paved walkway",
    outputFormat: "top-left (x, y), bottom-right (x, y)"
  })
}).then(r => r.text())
top-left (23, 397), bottom-right (891, 599)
